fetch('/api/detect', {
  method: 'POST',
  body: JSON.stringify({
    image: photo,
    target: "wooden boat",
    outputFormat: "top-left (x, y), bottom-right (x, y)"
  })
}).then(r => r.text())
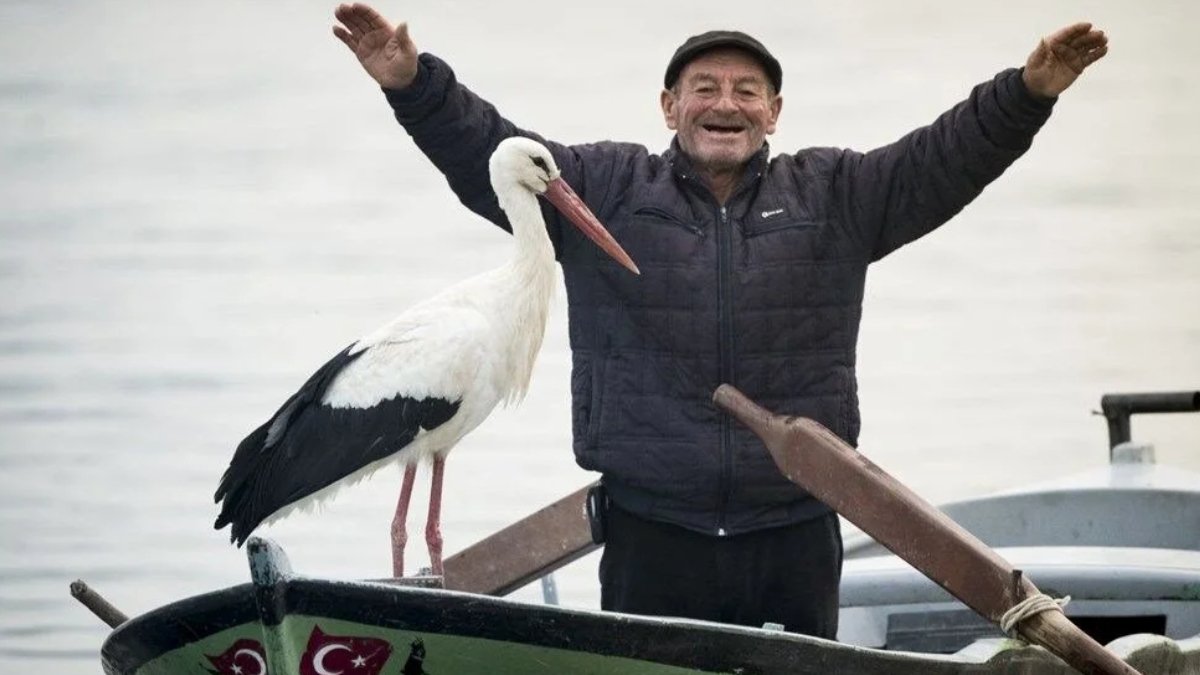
top-left (97, 536), bottom-right (1200, 674)
top-left (90, 390), bottom-right (1200, 674)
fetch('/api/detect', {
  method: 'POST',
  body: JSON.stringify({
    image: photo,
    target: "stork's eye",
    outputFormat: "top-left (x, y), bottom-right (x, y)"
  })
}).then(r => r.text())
top-left (531, 156), bottom-right (549, 172)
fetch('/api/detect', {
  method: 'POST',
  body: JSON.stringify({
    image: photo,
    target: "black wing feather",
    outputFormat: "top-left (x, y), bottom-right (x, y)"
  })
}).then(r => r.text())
top-left (213, 344), bottom-right (461, 546)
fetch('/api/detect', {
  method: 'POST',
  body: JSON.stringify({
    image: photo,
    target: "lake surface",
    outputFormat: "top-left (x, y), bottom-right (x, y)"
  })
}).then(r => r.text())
top-left (1, 0), bottom-right (1197, 671)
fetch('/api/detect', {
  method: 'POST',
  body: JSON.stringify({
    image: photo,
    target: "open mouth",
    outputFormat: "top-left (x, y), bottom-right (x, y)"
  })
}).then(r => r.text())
top-left (701, 123), bottom-right (745, 136)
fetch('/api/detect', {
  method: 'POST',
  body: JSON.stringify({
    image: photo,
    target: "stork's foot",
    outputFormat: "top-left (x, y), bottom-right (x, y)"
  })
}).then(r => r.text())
top-left (392, 464), bottom-right (418, 578)
top-left (426, 457), bottom-right (445, 577)
top-left (426, 522), bottom-right (444, 577)
top-left (392, 494), bottom-right (413, 577)
top-left (391, 520), bottom-right (407, 578)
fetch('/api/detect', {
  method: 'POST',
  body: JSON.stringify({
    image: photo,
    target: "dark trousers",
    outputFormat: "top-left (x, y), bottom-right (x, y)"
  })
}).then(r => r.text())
top-left (599, 504), bottom-right (842, 639)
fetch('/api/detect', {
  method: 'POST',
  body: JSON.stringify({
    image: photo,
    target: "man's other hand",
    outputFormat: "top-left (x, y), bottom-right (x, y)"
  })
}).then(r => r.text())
top-left (333, 3), bottom-right (419, 90)
top-left (1023, 22), bottom-right (1108, 99)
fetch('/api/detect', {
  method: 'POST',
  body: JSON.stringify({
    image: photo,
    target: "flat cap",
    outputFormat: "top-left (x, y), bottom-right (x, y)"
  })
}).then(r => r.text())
top-left (664, 30), bottom-right (782, 92)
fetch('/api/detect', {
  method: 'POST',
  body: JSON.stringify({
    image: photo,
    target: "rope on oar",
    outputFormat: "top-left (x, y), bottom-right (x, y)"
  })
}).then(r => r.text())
top-left (1000, 592), bottom-right (1071, 637)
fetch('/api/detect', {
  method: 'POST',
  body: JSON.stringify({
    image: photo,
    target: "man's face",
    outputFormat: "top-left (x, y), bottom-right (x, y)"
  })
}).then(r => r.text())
top-left (661, 48), bottom-right (782, 173)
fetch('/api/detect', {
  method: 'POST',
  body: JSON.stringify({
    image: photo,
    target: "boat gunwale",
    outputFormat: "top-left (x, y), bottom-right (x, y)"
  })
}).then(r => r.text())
top-left (99, 582), bottom-right (257, 674)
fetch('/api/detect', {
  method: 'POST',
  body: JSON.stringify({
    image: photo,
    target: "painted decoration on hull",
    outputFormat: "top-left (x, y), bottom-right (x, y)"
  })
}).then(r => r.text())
top-left (299, 625), bottom-right (393, 675)
top-left (198, 627), bottom-right (404, 675)
top-left (205, 638), bottom-right (268, 675)
top-left (400, 638), bottom-right (428, 675)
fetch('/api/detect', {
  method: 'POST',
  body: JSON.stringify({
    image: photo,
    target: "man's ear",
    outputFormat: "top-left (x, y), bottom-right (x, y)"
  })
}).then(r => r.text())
top-left (661, 89), bottom-right (679, 131)
top-left (765, 95), bottom-right (783, 135)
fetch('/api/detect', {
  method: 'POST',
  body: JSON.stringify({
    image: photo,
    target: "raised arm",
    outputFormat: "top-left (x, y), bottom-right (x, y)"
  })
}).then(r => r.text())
top-left (1022, 22), bottom-right (1108, 99)
top-left (332, 4), bottom-right (629, 246)
top-left (332, 3), bottom-right (418, 90)
top-left (834, 22), bottom-right (1109, 261)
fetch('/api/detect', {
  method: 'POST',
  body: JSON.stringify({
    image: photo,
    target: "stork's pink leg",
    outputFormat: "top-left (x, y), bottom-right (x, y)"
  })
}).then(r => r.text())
top-left (425, 457), bottom-right (446, 576)
top-left (391, 464), bottom-right (418, 577)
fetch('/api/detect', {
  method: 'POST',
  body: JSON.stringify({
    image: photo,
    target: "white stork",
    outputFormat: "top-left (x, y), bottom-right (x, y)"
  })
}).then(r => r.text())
top-left (213, 137), bottom-right (638, 576)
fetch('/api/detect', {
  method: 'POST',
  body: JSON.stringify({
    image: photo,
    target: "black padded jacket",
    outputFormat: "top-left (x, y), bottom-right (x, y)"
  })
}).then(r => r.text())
top-left (385, 54), bottom-right (1054, 536)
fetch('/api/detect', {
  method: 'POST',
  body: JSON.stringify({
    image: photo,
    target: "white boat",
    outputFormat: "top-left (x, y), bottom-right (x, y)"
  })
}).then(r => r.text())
top-left (838, 390), bottom-right (1200, 670)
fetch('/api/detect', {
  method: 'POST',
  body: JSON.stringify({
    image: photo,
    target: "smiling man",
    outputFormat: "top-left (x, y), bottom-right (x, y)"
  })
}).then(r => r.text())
top-left (660, 33), bottom-right (783, 203)
top-left (333, 3), bottom-right (1107, 637)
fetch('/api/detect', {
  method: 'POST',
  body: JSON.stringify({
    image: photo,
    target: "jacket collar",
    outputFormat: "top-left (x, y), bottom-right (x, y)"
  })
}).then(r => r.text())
top-left (663, 137), bottom-right (770, 201)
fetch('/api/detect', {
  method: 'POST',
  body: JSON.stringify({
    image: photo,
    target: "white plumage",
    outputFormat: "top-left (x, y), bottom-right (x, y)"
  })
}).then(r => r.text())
top-left (214, 137), bottom-right (637, 576)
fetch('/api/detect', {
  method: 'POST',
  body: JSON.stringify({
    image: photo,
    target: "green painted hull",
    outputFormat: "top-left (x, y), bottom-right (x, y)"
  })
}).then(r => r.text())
top-left (101, 539), bottom-right (1200, 675)
top-left (129, 614), bottom-right (727, 675)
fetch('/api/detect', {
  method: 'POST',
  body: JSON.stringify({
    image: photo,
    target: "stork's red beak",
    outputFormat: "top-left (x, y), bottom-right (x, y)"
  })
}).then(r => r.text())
top-left (543, 178), bottom-right (640, 275)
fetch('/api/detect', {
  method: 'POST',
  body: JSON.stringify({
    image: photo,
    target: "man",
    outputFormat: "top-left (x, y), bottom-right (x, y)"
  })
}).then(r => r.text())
top-left (332, 3), bottom-right (1107, 638)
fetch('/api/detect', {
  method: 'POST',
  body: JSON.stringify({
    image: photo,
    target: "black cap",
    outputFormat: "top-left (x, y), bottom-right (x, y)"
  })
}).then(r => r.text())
top-left (664, 30), bottom-right (782, 93)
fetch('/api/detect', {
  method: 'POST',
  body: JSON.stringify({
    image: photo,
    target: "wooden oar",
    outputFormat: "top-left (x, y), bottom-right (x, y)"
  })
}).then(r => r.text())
top-left (442, 483), bottom-right (599, 595)
top-left (712, 384), bottom-right (1142, 675)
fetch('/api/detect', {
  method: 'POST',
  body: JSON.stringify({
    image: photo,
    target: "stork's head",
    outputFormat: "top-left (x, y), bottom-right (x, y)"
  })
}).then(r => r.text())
top-left (490, 137), bottom-right (639, 275)
top-left (490, 137), bottom-right (561, 195)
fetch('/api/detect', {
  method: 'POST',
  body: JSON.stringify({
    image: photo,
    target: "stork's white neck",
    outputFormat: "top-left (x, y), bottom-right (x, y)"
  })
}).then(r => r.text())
top-left (497, 186), bottom-right (553, 259)
top-left (490, 183), bottom-right (557, 403)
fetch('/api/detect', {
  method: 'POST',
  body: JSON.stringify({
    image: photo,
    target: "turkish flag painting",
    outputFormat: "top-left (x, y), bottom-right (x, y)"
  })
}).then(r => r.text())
top-left (205, 638), bottom-right (269, 675)
top-left (299, 625), bottom-right (393, 675)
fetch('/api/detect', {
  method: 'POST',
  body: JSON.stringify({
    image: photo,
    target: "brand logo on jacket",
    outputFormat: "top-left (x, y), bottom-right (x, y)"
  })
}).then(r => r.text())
top-left (761, 208), bottom-right (785, 219)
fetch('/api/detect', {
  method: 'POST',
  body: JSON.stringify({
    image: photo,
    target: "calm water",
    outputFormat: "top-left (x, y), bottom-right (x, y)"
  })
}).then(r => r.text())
top-left (1, 0), bottom-right (1197, 671)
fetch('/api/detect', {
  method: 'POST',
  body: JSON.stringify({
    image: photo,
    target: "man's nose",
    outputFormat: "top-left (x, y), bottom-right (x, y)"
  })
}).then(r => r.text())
top-left (712, 89), bottom-right (739, 112)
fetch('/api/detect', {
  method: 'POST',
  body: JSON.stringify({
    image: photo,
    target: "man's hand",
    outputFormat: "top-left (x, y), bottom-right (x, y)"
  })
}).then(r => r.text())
top-left (1023, 22), bottom-right (1108, 99)
top-left (333, 3), bottom-right (418, 90)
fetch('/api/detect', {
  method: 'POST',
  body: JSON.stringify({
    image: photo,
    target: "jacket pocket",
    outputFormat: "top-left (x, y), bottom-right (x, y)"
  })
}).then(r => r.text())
top-left (632, 206), bottom-right (705, 237)
top-left (571, 353), bottom-right (606, 447)
top-left (596, 207), bottom-right (706, 268)
top-left (742, 216), bottom-right (841, 264)
top-left (743, 217), bottom-right (820, 238)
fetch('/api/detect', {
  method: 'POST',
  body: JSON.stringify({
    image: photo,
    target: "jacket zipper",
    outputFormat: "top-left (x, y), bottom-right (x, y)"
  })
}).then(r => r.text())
top-left (716, 204), bottom-right (733, 536)
top-left (675, 161), bottom-right (758, 537)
